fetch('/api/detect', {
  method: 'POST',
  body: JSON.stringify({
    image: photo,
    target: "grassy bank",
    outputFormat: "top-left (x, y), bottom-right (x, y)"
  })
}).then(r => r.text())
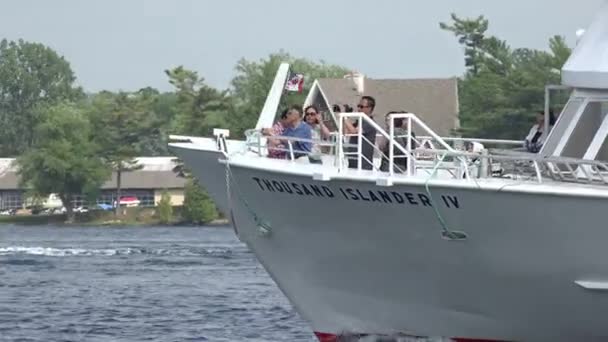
top-left (0, 207), bottom-right (229, 227)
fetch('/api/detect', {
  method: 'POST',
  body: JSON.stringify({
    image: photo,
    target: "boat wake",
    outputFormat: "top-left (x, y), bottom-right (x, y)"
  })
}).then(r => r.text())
top-left (0, 246), bottom-right (236, 257)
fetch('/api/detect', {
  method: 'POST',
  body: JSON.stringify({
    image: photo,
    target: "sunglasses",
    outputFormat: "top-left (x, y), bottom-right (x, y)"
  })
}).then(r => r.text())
top-left (357, 104), bottom-right (369, 109)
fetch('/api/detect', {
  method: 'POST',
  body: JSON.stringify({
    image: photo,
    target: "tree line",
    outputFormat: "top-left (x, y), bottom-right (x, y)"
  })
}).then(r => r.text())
top-left (440, 14), bottom-right (572, 139)
top-left (0, 15), bottom-right (572, 221)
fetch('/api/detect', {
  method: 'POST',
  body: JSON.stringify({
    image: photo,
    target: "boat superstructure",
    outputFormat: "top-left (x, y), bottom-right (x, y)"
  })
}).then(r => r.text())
top-left (169, 3), bottom-right (608, 341)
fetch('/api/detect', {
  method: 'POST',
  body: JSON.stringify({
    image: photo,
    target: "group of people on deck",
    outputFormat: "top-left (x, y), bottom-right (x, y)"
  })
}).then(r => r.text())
top-left (261, 94), bottom-right (558, 172)
top-left (262, 95), bottom-right (416, 173)
top-left (262, 105), bottom-right (331, 162)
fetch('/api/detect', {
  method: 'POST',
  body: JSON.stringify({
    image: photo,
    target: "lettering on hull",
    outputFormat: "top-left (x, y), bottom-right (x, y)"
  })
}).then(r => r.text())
top-left (252, 177), bottom-right (461, 210)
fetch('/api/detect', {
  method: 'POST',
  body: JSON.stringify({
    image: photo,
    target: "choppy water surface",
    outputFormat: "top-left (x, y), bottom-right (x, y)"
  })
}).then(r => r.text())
top-left (0, 225), bottom-right (315, 341)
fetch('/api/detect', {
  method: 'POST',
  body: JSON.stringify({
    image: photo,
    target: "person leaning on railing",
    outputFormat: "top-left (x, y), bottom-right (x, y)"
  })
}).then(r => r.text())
top-left (281, 105), bottom-right (313, 160)
top-left (262, 109), bottom-right (289, 159)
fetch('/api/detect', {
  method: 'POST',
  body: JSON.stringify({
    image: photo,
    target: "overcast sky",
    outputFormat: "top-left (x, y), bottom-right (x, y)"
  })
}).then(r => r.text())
top-left (1, 0), bottom-right (604, 92)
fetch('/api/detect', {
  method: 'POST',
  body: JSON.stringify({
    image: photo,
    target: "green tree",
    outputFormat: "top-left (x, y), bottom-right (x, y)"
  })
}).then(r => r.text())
top-left (441, 15), bottom-right (571, 139)
top-left (0, 39), bottom-right (83, 156)
top-left (131, 87), bottom-right (175, 156)
top-left (149, 91), bottom-right (180, 156)
top-left (157, 190), bottom-right (173, 224)
top-left (228, 51), bottom-right (349, 137)
top-left (440, 14), bottom-right (489, 75)
top-left (17, 102), bottom-right (109, 222)
top-left (182, 178), bottom-right (217, 225)
top-left (88, 90), bottom-right (162, 215)
top-left (165, 66), bottom-right (232, 137)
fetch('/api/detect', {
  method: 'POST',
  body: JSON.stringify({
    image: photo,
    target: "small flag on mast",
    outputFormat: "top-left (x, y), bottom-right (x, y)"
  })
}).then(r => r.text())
top-left (285, 72), bottom-right (304, 93)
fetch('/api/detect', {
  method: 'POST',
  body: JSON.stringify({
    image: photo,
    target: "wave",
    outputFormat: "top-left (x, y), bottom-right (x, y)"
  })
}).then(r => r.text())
top-left (0, 258), bottom-right (56, 267)
top-left (142, 258), bottom-right (207, 267)
top-left (0, 246), bottom-right (237, 257)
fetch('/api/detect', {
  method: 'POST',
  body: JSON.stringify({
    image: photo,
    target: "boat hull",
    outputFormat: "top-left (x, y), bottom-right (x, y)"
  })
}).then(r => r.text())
top-left (172, 143), bottom-right (608, 342)
top-left (169, 141), bottom-right (231, 215)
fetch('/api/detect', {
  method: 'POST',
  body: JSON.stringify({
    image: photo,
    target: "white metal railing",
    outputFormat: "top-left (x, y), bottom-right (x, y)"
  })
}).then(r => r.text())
top-left (384, 113), bottom-right (465, 178)
top-left (338, 112), bottom-right (423, 174)
top-left (239, 113), bottom-right (608, 187)
top-left (244, 130), bottom-right (336, 161)
top-left (417, 136), bottom-right (525, 146)
top-left (356, 134), bottom-right (524, 149)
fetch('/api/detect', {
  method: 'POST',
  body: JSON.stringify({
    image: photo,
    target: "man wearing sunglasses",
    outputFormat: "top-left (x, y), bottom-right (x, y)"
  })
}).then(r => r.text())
top-left (282, 106), bottom-right (312, 159)
top-left (343, 96), bottom-right (377, 170)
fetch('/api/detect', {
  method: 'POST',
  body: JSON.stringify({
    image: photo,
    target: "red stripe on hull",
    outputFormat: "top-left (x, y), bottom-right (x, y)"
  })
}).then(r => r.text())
top-left (314, 332), bottom-right (338, 342)
top-left (314, 332), bottom-right (510, 342)
top-left (452, 339), bottom-right (509, 342)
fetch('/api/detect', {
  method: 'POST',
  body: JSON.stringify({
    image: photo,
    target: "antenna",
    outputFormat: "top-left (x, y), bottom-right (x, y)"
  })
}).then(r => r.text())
top-left (576, 29), bottom-right (585, 45)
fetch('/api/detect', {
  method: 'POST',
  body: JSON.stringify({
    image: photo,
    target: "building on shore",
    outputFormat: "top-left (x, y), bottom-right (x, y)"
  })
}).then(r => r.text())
top-left (304, 72), bottom-right (460, 135)
top-left (0, 157), bottom-right (186, 210)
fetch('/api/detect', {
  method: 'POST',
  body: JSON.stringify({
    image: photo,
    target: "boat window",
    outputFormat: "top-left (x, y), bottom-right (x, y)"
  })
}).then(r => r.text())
top-left (541, 98), bottom-right (583, 156)
top-left (595, 135), bottom-right (608, 161)
top-left (586, 102), bottom-right (608, 161)
top-left (561, 101), bottom-right (606, 159)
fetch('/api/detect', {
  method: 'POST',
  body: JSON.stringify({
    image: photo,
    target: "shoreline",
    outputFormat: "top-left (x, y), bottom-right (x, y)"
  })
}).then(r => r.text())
top-left (0, 209), bottom-right (229, 227)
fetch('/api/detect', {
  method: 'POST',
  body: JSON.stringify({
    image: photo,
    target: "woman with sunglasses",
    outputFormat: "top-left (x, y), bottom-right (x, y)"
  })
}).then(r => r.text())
top-left (304, 105), bottom-right (331, 160)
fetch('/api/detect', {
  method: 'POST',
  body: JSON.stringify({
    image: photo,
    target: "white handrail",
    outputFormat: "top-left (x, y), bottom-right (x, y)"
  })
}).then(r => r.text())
top-left (241, 111), bottom-right (608, 187)
top-left (388, 112), bottom-right (471, 178)
top-left (388, 113), bottom-right (456, 152)
top-left (418, 136), bottom-right (525, 146)
top-left (328, 132), bottom-right (524, 147)
top-left (337, 114), bottom-right (344, 172)
top-left (389, 116), bottom-right (395, 176)
top-left (339, 112), bottom-right (417, 172)
top-left (407, 117), bottom-right (413, 176)
top-left (357, 116), bottom-right (363, 170)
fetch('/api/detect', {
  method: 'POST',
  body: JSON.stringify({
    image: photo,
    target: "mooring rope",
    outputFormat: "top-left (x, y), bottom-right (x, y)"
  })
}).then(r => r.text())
top-left (423, 154), bottom-right (468, 241)
top-left (224, 155), bottom-right (272, 237)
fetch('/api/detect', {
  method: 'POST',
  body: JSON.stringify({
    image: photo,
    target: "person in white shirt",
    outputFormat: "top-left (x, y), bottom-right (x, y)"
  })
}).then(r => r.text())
top-left (525, 110), bottom-right (556, 153)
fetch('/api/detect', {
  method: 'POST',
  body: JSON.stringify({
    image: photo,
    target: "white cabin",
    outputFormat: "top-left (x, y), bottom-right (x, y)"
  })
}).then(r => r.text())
top-left (543, 3), bottom-right (608, 164)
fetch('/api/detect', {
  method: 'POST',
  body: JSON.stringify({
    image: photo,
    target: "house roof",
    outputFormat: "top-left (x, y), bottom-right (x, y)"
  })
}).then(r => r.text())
top-left (314, 77), bottom-right (460, 136)
top-left (0, 157), bottom-right (187, 191)
top-left (101, 170), bottom-right (186, 190)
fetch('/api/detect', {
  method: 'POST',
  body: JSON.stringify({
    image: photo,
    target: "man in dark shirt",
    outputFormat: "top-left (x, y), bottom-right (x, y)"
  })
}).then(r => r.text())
top-left (343, 96), bottom-right (377, 170)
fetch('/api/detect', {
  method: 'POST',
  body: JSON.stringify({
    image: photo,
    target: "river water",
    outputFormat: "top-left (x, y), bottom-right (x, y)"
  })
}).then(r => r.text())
top-left (0, 225), bottom-right (315, 341)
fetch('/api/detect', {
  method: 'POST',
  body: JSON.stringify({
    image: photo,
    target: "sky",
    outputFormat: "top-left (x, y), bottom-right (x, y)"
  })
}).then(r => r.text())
top-left (0, 0), bottom-right (604, 92)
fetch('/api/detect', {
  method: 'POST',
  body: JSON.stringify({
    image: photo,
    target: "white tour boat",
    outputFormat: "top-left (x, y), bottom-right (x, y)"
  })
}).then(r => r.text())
top-left (169, 3), bottom-right (608, 341)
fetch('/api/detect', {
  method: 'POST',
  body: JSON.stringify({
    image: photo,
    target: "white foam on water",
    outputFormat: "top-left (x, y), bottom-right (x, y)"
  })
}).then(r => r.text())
top-left (0, 246), bottom-right (133, 257)
top-left (0, 246), bottom-right (235, 257)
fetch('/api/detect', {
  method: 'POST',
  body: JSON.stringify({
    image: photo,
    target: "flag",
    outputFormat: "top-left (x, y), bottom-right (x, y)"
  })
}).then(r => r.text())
top-left (285, 72), bottom-right (304, 93)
